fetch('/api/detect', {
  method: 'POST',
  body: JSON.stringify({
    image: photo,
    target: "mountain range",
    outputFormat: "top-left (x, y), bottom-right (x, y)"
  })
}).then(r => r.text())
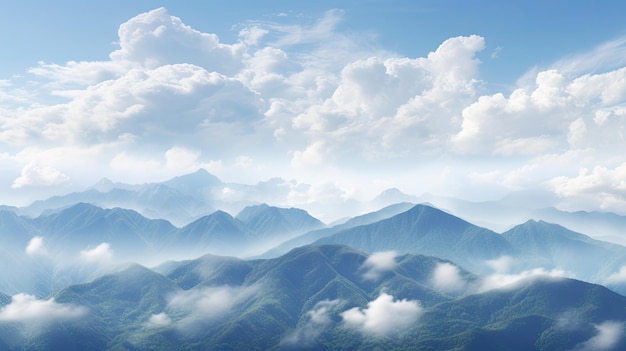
top-left (1, 245), bottom-right (625, 350)
top-left (0, 202), bottom-right (324, 296)
top-left (3, 169), bottom-right (626, 349)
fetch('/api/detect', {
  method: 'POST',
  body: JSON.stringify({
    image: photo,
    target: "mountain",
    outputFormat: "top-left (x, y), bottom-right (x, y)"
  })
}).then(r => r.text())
top-left (5, 245), bottom-right (460, 350)
top-left (44, 264), bottom-right (182, 351)
top-left (412, 277), bottom-right (626, 351)
top-left (170, 210), bottom-right (253, 257)
top-left (162, 168), bottom-right (223, 198)
top-left (502, 219), bottom-right (626, 294)
top-left (313, 204), bottom-right (514, 274)
top-left (0, 291), bottom-right (9, 305)
top-left (22, 184), bottom-right (214, 227)
top-left (260, 202), bottom-right (415, 258)
top-left (4, 244), bottom-right (626, 350)
top-left (0, 210), bottom-right (54, 296)
top-left (33, 203), bottom-right (177, 259)
top-left (533, 207), bottom-right (626, 246)
top-left (236, 203), bottom-right (325, 241)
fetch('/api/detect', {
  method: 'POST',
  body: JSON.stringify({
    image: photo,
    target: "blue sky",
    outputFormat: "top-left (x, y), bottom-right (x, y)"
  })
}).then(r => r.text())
top-left (3, 1), bottom-right (625, 84)
top-left (1, 1), bottom-right (626, 214)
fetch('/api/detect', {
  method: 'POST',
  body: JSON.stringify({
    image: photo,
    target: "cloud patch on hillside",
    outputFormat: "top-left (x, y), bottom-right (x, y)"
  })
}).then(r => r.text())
top-left (79, 243), bottom-right (114, 264)
top-left (164, 285), bottom-right (257, 335)
top-left (573, 321), bottom-right (624, 351)
top-left (281, 299), bottom-right (339, 347)
top-left (25, 236), bottom-right (48, 257)
top-left (431, 262), bottom-right (467, 293)
top-left (341, 292), bottom-right (422, 336)
top-left (360, 251), bottom-right (398, 281)
top-left (0, 293), bottom-right (87, 325)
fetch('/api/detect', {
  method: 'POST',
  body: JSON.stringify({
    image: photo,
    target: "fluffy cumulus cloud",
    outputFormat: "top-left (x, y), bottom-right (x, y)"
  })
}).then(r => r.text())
top-left (281, 299), bottom-right (339, 347)
top-left (550, 164), bottom-right (626, 213)
top-left (574, 321), bottom-right (624, 351)
top-left (360, 251), bottom-right (398, 281)
top-left (110, 7), bottom-right (245, 73)
top-left (11, 162), bottom-right (69, 189)
top-left (0, 293), bottom-right (87, 325)
top-left (341, 292), bottom-right (423, 336)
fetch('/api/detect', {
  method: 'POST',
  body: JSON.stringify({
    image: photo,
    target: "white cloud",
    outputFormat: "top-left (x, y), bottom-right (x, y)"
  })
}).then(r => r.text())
top-left (605, 266), bottom-right (626, 285)
top-left (1, 7), bottom-right (626, 216)
top-left (485, 256), bottom-right (515, 274)
top-left (574, 321), bottom-right (624, 351)
top-left (0, 293), bottom-right (87, 324)
top-left (146, 312), bottom-right (172, 328)
top-left (165, 285), bottom-right (257, 333)
top-left (476, 268), bottom-right (567, 293)
top-left (165, 146), bottom-right (201, 172)
top-left (360, 251), bottom-right (398, 281)
top-left (550, 163), bottom-right (626, 213)
top-left (431, 262), bottom-right (467, 293)
top-left (12, 162), bottom-right (69, 189)
top-left (79, 243), bottom-right (114, 264)
top-left (281, 299), bottom-right (339, 347)
top-left (25, 236), bottom-right (48, 257)
top-left (341, 292), bottom-right (423, 336)
top-left (110, 7), bottom-right (244, 73)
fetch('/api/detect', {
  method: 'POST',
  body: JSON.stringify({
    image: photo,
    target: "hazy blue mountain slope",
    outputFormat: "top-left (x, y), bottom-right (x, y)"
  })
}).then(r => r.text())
top-left (313, 204), bottom-right (514, 274)
top-left (0, 210), bottom-right (55, 296)
top-left (162, 168), bottom-right (223, 197)
top-left (22, 171), bottom-right (217, 226)
top-left (236, 203), bottom-right (325, 242)
top-left (260, 202), bottom-right (415, 258)
top-left (170, 210), bottom-right (253, 257)
top-left (533, 207), bottom-right (626, 245)
top-left (502, 219), bottom-right (626, 294)
top-left (33, 203), bottom-right (177, 258)
top-left (0, 291), bottom-right (9, 305)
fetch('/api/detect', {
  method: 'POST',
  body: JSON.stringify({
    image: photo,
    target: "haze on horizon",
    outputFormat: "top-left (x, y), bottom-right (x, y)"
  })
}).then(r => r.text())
top-left (1, 1), bottom-right (626, 215)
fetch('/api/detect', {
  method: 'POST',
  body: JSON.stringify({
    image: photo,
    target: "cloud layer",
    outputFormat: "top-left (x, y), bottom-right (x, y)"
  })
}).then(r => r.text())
top-left (2, 7), bottom-right (626, 212)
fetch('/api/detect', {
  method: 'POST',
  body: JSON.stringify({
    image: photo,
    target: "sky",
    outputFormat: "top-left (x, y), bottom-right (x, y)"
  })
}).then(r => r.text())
top-left (1, 0), bottom-right (626, 213)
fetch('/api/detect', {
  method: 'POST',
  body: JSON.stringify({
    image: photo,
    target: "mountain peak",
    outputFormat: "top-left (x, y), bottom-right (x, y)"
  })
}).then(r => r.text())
top-left (162, 169), bottom-right (222, 196)
top-left (374, 188), bottom-right (417, 204)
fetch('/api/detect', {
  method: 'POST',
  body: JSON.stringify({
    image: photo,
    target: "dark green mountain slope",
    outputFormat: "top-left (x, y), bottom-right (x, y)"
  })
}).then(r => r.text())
top-left (409, 277), bottom-right (626, 351)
